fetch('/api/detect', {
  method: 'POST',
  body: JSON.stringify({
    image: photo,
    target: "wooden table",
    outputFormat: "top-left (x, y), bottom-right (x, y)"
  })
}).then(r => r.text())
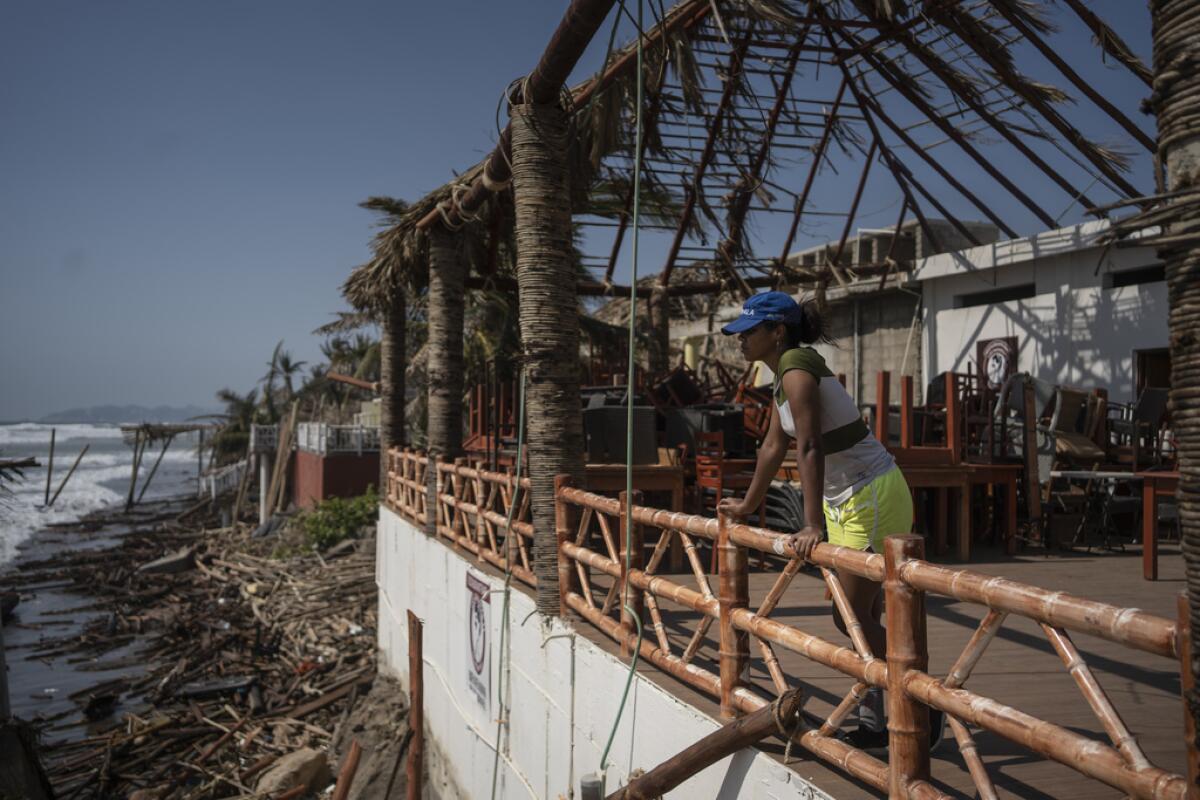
top-left (584, 463), bottom-right (685, 511)
top-left (898, 462), bottom-right (1023, 561)
top-left (1138, 470), bottom-right (1179, 581)
top-left (781, 455), bottom-right (1022, 562)
top-left (585, 463), bottom-right (687, 570)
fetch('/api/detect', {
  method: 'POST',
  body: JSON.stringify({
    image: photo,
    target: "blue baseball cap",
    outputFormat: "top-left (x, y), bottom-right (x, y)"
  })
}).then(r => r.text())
top-left (721, 291), bottom-right (802, 334)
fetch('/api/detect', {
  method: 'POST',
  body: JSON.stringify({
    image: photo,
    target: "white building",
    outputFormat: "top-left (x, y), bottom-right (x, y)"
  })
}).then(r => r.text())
top-left (915, 219), bottom-right (1168, 404)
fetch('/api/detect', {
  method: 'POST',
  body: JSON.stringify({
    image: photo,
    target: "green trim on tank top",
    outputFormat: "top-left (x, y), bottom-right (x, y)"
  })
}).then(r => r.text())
top-left (772, 347), bottom-right (833, 403)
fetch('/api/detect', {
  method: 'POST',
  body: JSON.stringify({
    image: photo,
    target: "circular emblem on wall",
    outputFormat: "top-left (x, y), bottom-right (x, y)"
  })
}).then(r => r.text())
top-left (982, 338), bottom-right (1014, 390)
top-left (469, 594), bottom-right (487, 674)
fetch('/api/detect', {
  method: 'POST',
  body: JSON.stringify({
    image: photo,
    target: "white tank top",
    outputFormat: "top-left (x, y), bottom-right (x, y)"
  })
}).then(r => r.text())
top-left (773, 347), bottom-right (896, 507)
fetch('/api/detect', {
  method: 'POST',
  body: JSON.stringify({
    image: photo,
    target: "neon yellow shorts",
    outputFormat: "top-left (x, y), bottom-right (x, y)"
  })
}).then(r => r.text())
top-left (823, 467), bottom-right (913, 552)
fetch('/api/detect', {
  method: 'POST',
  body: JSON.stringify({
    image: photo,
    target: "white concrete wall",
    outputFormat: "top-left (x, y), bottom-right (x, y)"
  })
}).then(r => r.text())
top-left (376, 506), bottom-right (832, 800)
top-left (918, 222), bottom-right (1166, 403)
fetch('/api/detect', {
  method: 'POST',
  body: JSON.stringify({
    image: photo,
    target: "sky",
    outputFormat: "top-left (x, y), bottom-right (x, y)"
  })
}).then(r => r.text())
top-left (0, 1), bottom-right (1155, 421)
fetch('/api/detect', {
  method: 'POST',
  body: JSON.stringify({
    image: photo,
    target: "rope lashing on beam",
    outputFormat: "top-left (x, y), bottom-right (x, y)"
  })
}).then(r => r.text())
top-left (481, 171), bottom-right (512, 192)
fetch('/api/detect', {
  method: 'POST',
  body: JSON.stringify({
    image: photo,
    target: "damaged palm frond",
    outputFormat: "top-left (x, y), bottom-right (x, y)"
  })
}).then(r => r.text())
top-left (987, 0), bottom-right (1057, 36)
top-left (312, 310), bottom-right (376, 336)
top-left (342, 0), bottom-right (1148, 316)
top-left (1055, 0), bottom-right (1153, 85)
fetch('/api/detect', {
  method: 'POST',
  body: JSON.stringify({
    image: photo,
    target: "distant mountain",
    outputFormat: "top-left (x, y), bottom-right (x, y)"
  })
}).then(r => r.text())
top-left (39, 404), bottom-right (220, 424)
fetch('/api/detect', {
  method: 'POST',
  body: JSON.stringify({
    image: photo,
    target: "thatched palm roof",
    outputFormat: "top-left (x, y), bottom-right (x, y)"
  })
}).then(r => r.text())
top-left (344, 0), bottom-right (1153, 311)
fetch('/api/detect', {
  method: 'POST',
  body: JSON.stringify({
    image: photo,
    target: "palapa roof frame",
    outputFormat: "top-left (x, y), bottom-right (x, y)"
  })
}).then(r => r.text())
top-left (344, 0), bottom-right (1156, 312)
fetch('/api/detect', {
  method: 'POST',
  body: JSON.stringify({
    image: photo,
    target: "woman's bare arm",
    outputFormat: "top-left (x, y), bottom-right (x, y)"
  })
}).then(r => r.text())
top-left (717, 400), bottom-right (786, 517)
top-left (783, 369), bottom-right (825, 534)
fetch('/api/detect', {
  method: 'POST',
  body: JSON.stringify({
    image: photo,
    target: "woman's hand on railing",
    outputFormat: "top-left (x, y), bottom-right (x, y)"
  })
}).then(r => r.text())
top-left (716, 496), bottom-right (752, 519)
top-left (786, 526), bottom-right (823, 562)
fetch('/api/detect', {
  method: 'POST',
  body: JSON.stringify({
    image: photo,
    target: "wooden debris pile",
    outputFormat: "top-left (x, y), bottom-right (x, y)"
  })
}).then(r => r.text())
top-left (7, 500), bottom-right (381, 799)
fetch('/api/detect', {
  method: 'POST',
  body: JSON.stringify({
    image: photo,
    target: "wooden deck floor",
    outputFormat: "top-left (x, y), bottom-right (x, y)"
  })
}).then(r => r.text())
top-left (574, 542), bottom-right (1187, 799)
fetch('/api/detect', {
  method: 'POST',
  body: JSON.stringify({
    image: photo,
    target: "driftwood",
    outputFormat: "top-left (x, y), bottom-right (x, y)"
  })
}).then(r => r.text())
top-left (1, 493), bottom-right (380, 800)
top-left (607, 688), bottom-right (804, 799)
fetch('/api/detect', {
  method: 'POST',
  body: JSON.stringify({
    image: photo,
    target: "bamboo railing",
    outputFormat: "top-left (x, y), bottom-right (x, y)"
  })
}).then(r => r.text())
top-left (387, 449), bottom-right (536, 589)
top-left (554, 482), bottom-right (1190, 800)
top-left (383, 449), bottom-right (1192, 799)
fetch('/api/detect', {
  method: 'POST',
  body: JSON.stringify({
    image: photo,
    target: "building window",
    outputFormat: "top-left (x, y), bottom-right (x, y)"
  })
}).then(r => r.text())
top-left (1103, 263), bottom-right (1165, 289)
top-left (953, 283), bottom-right (1036, 309)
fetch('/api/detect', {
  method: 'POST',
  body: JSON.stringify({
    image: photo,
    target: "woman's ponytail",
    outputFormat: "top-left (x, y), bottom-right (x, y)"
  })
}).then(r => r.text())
top-left (783, 299), bottom-right (831, 347)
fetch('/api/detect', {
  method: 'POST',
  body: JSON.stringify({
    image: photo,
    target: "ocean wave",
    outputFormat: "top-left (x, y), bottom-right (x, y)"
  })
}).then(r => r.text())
top-left (0, 423), bottom-right (126, 446)
top-left (0, 429), bottom-right (201, 568)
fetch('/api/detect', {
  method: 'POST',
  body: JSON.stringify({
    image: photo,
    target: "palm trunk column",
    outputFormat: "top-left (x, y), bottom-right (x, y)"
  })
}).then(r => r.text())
top-left (511, 99), bottom-right (587, 614)
top-left (379, 289), bottom-right (407, 495)
top-left (426, 229), bottom-right (467, 462)
top-left (1151, 0), bottom-right (1200, 781)
top-left (647, 287), bottom-right (672, 378)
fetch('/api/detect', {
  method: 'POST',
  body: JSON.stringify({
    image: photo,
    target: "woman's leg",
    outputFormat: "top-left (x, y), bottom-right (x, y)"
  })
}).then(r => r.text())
top-left (832, 569), bottom-right (886, 657)
top-left (832, 469), bottom-right (912, 655)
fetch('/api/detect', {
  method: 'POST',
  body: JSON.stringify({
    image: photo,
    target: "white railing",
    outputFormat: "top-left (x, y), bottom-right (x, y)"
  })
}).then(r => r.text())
top-left (249, 424), bottom-right (279, 454)
top-left (296, 423), bottom-right (380, 455)
top-left (200, 459), bottom-right (248, 500)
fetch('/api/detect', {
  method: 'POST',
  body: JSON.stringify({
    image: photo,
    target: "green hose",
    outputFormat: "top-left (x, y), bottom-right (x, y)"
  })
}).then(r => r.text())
top-left (599, 0), bottom-right (646, 789)
top-left (490, 368), bottom-right (527, 800)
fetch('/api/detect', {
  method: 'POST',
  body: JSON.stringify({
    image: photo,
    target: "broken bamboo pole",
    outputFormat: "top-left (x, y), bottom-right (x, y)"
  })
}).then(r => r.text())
top-left (135, 434), bottom-right (175, 506)
top-left (47, 445), bottom-right (90, 510)
top-left (331, 739), bottom-right (362, 800)
top-left (125, 431), bottom-right (145, 512)
top-left (43, 428), bottom-right (55, 507)
top-left (606, 688), bottom-right (804, 800)
top-left (406, 610), bottom-right (423, 800)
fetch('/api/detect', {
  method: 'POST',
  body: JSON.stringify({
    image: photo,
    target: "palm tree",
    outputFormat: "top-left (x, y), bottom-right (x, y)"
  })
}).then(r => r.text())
top-left (426, 227), bottom-right (467, 464)
top-left (263, 341), bottom-right (307, 401)
top-left (1151, 0), bottom-right (1200, 754)
top-left (261, 342), bottom-right (282, 423)
top-left (511, 100), bottom-right (586, 614)
top-left (381, 291), bottom-right (406, 460)
top-left (275, 350), bottom-right (308, 401)
top-left (348, 334), bottom-right (380, 383)
top-left (345, 195), bottom-right (425, 491)
top-left (210, 387), bottom-right (259, 465)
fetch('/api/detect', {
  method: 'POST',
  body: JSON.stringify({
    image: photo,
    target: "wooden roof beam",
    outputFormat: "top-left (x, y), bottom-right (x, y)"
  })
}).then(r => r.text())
top-left (828, 20), bottom-right (1061, 228)
top-left (820, 18), bottom-right (945, 255)
top-left (417, 0), bottom-right (709, 232)
top-left (659, 33), bottom-right (753, 293)
top-left (841, 16), bottom-right (1101, 218)
top-left (603, 87), bottom-right (666, 285)
top-left (1058, 0), bottom-right (1153, 87)
top-left (715, 30), bottom-right (808, 285)
top-left (990, 4), bottom-right (1154, 153)
top-left (824, 139), bottom-right (879, 288)
top-left (856, 88), bottom-right (1017, 239)
top-left (776, 78), bottom-right (850, 264)
top-left (929, 5), bottom-right (1143, 200)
